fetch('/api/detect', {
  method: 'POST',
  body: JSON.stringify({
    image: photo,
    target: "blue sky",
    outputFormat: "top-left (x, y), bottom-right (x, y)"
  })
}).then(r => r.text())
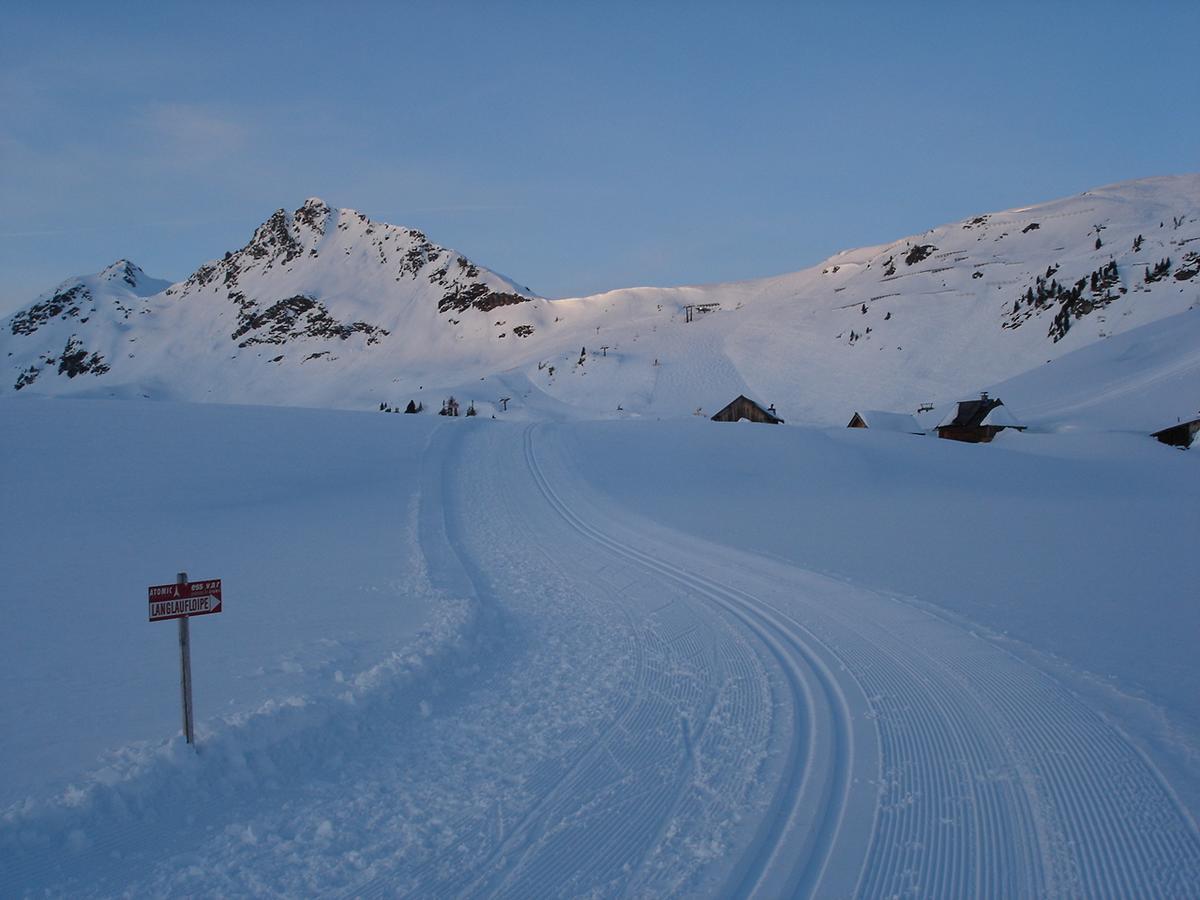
top-left (2, 1), bottom-right (1197, 312)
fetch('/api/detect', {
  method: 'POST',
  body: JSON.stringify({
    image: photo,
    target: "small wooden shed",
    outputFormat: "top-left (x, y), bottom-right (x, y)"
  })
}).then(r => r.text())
top-left (848, 410), bottom-right (924, 435)
top-left (1151, 417), bottom-right (1200, 449)
top-left (936, 393), bottom-right (1025, 443)
top-left (711, 395), bottom-right (784, 424)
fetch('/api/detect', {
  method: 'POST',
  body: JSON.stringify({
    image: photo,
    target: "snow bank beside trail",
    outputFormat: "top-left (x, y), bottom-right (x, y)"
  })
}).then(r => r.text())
top-left (0, 401), bottom-right (478, 829)
top-left (0, 589), bottom-right (476, 873)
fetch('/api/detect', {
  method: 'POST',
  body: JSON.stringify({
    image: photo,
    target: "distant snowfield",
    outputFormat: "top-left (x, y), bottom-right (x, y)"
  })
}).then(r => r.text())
top-left (3, 399), bottom-right (1198, 896)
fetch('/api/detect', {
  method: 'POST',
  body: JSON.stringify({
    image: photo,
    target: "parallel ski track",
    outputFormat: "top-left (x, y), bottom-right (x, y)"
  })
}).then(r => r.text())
top-left (525, 424), bottom-right (1200, 898)
top-left (351, 424), bottom-right (756, 899)
top-left (522, 425), bottom-right (862, 898)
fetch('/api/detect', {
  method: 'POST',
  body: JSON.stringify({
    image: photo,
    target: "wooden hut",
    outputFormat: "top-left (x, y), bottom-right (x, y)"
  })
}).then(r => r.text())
top-left (711, 395), bottom-right (784, 424)
top-left (936, 393), bottom-right (1025, 443)
top-left (847, 410), bottom-right (924, 435)
top-left (1151, 417), bottom-right (1200, 449)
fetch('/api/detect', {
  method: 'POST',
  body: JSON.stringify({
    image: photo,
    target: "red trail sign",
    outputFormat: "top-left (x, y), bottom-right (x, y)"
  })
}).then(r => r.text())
top-left (148, 579), bottom-right (222, 622)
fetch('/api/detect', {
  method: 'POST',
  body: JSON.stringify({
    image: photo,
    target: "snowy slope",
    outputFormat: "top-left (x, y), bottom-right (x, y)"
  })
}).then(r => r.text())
top-left (3, 176), bottom-right (1199, 425)
top-left (520, 174), bottom-right (1200, 424)
top-left (989, 304), bottom-right (1200, 432)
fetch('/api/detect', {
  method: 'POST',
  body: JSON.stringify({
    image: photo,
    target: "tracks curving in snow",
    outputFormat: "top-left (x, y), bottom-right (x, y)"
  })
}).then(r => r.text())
top-left (526, 423), bottom-right (1200, 898)
top-left (522, 424), bottom-right (873, 897)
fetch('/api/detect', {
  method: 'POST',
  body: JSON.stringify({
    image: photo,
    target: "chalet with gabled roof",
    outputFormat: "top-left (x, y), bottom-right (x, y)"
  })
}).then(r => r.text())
top-left (711, 395), bottom-right (784, 424)
top-left (936, 393), bottom-right (1025, 443)
top-left (1151, 416), bottom-right (1200, 449)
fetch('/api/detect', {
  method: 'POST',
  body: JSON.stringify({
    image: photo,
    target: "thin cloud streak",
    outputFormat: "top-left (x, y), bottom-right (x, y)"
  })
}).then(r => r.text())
top-left (399, 204), bottom-right (526, 214)
top-left (0, 217), bottom-right (250, 239)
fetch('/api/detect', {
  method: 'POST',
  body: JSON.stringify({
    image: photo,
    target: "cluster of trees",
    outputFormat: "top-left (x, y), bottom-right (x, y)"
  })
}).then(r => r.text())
top-left (1046, 263), bottom-right (1121, 342)
top-left (1090, 261), bottom-right (1121, 293)
top-left (436, 397), bottom-right (477, 417)
top-left (1144, 258), bottom-right (1172, 283)
top-left (1015, 261), bottom-right (1120, 317)
top-left (1006, 262), bottom-right (1122, 342)
top-left (379, 400), bottom-right (425, 414)
top-left (381, 396), bottom-right (480, 417)
top-left (382, 398), bottom-right (481, 415)
top-left (1049, 304), bottom-right (1076, 342)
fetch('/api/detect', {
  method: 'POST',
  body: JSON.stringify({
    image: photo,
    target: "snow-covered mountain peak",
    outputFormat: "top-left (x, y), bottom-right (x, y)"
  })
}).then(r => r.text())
top-left (4, 175), bottom-right (1197, 423)
top-left (97, 259), bottom-right (147, 289)
top-left (2, 198), bottom-right (549, 399)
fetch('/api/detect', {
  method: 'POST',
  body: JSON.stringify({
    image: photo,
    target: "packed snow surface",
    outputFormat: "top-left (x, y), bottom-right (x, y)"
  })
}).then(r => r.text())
top-left (2, 399), bottom-right (1198, 897)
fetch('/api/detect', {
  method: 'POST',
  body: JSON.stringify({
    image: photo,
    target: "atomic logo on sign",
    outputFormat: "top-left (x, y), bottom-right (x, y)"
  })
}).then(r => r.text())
top-left (148, 579), bottom-right (223, 622)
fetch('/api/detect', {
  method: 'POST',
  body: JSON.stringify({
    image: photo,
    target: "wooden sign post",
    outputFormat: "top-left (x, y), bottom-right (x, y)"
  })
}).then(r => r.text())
top-left (149, 572), bottom-right (222, 746)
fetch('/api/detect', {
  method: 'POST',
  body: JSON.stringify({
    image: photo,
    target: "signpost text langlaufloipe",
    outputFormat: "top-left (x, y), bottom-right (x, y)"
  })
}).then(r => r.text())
top-left (148, 573), bottom-right (222, 746)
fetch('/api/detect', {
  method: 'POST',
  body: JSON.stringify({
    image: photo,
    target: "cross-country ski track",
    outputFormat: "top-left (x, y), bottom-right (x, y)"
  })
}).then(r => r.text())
top-left (4, 420), bottom-right (1199, 898)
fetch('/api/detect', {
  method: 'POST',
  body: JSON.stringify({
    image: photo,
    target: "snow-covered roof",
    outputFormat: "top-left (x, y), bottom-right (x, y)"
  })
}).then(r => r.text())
top-left (940, 397), bottom-right (994, 428)
top-left (937, 396), bottom-right (1025, 430)
top-left (938, 402), bottom-right (976, 428)
top-left (981, 404), bottom-right (1024, 428)
top-left (853, 410), bottom-right (924, 433)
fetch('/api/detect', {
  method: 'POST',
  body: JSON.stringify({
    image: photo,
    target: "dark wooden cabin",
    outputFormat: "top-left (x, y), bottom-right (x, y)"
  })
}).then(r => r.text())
top-left (1151, 417), bottom-right (1200, 449)
top-left (711, 395), bottom-right (784, 424)
top-left (936, 393), bottom-right (1025, 443)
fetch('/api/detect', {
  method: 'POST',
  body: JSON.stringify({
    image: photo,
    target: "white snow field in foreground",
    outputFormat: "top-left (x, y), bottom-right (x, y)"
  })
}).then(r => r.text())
top-left (2, 399), bottom-right (1199, 896)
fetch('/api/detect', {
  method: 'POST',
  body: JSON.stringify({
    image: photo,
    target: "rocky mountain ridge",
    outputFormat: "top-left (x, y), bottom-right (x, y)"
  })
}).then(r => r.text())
top-left (3, 198), bottom-right (545, 398)
top-left (3, 176), bottom-right (1198, 425)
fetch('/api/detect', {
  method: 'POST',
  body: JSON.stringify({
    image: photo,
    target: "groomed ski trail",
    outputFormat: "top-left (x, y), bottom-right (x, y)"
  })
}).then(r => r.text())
top-left (7, 420), bottom-right (1199, 897)
top-left (521, 425), bottom-right (876, 898)
top-left (525, 423), bottom-right (1200, 898)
